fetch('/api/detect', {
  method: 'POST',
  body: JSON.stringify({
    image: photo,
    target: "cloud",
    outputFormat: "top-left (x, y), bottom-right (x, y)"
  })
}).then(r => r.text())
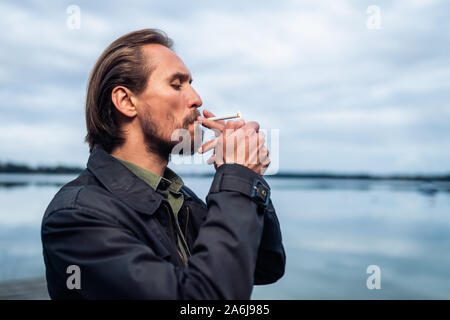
top-left (0, 122), bottom-right (88, 166)
top-left (0, 0), bottom-right (449, 173)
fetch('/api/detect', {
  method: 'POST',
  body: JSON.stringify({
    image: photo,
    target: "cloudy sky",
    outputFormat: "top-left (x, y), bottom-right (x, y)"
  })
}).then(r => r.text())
top-left (0, 0), bottom-right (449, 174)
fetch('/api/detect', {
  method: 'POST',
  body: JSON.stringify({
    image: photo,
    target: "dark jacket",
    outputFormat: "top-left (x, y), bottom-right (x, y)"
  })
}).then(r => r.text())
top-left (41, 146), bottom-right (285, 299)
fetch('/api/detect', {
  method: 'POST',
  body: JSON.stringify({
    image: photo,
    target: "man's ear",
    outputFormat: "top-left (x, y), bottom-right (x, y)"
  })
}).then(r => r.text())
top-left (111, 86), bottom-right (138, 117)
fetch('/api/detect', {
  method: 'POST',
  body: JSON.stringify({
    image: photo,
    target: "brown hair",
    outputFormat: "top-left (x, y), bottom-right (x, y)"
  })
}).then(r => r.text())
top-left (84, 29), bottom-right (173, 153)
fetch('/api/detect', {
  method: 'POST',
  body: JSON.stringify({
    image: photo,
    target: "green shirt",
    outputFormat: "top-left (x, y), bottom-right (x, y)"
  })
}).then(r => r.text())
top-left (113, 156), bottom-right (189, 266)
top-left (113, 156), bottom-right (184, 216)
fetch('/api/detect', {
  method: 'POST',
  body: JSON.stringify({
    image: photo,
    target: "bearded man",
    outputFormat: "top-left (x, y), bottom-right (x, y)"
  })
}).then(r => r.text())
top-left (41, 29), bottom-right (285, 299)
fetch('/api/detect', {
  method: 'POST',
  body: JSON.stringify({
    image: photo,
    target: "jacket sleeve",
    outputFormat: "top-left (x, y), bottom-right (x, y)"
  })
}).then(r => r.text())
top-left (254, 199), bottom-right (286, 285)
top-left (42, 164), bottom-right (271, 299)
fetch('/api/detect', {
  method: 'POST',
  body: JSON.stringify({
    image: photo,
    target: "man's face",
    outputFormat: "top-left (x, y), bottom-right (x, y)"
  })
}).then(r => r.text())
top-left (134, 44), bottom-right (203, 158)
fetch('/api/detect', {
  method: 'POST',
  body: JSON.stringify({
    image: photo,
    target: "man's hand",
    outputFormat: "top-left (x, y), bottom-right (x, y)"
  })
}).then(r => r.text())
top-left (197, 110), bottom-right (271, 175)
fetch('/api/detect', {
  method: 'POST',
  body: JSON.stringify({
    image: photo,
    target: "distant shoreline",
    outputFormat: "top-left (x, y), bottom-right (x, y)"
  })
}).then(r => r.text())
top-left (0, 163), bottom-right (82, 174)
top-left (1, 163), bottom-right (449, 181)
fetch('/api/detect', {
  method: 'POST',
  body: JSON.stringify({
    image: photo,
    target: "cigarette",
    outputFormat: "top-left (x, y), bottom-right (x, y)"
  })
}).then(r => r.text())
top-left (208, 111), bottom-right (241, 121)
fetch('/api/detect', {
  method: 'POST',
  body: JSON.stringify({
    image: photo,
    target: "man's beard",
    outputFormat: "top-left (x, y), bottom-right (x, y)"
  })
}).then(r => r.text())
top-left (139, 109), bottom-right (203, 161)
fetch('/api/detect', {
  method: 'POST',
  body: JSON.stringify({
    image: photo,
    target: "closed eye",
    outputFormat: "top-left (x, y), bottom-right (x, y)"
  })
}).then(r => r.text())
top-left (168, 71), bottom-right (193, 90)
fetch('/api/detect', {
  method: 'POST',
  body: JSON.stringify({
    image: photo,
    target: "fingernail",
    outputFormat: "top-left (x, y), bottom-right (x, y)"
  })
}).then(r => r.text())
top-left (197, 146), bottom-right (203, 153)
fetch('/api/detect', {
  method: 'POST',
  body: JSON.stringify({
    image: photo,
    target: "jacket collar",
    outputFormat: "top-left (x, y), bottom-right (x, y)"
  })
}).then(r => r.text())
top-left (86, 145), bottom-right (164, 216)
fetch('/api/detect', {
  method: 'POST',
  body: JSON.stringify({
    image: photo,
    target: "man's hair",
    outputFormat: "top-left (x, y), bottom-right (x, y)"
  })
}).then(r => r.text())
top-left (84, 29), bottom-right (173, 153)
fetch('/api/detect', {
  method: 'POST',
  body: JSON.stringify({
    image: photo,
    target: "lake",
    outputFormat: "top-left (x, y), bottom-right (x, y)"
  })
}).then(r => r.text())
top-left (1, 173), bottom-right (450, 299)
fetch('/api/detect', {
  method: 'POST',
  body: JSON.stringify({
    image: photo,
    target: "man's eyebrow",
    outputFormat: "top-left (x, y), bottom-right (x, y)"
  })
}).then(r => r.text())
top-left (168, 72), bottom-right (193, 84)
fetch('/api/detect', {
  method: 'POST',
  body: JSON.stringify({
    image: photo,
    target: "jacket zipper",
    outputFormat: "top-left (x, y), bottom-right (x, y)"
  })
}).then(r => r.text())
top-left (179, 206), bottom-right (191, 256)
top-left (184, 206), bottom-right (190, 240)
top-left (163, 203), bottom-right (190, 266)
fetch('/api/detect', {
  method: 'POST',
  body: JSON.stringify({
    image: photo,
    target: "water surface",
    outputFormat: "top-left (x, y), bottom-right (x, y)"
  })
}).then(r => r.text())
top-left (1, 173), bottom-right (449, 299)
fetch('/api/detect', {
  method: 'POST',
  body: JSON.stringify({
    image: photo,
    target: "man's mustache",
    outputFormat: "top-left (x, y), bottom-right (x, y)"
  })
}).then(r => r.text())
top-left (183, 109), bottom-right (201, 128)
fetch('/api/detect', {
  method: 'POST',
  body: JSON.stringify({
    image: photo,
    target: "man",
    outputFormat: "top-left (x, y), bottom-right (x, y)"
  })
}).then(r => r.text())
top-left (41, 29), bottom-right (285, 299)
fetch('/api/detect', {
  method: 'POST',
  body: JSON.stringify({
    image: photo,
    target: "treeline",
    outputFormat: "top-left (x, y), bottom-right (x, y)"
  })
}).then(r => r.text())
top-left (1, 162), bottom-right (449, 181)
top-left (271, 172), bottom-right (450, 181)
top-left (0, 162), bottom-right (83, 174)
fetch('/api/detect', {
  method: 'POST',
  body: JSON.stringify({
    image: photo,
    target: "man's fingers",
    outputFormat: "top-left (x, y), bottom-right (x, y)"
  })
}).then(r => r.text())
top-left (198, 110), bottom-right (247, 140)
top-left (260, 159), bottom-right (271, 175)
top-left (231, 119), bottom-right (246, 130)
top-left (242, 121), bottom-right (259, 133)
top-left (199, 116), bottom-right (268, 175)
top-left (257, 131), bottom-right (266, 146)
top-left (225, 119), bottom-right (234, 130)
top-left (202, 109), bottom-right (216, 118)
top-left (203, 109), bottom-right (226, 127)
top-left (203, 109), bottom-right (213, 117)
top-left (259, 146), bottom-right (269, 163)
top-left (197, 117), bottom-right (225, 134)
top-left (199, 109), bottom-right (226, 134)
top-left (206, 154), bottom-right (216, 165)
top-left (197, 118), bottom-right (248, 154)
top-left (198, 137), bottom-right (219, 154)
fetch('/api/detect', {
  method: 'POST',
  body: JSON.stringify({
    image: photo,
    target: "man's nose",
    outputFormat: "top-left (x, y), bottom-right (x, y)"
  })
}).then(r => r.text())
top-left (187, 86), bottom-right (202, 109)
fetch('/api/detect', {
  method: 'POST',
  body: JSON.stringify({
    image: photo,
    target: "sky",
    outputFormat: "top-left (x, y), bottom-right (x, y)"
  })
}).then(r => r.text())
top-left (0, 0), bottom-right (449, 174)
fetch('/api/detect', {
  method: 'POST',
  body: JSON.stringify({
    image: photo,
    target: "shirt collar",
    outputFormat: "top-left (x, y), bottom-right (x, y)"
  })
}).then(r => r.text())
top-left (112, 156), bottom-right (184, 194)
top-left (86, 146), bottom-right (163, 216)
top-left (163, 167), bottom-right (184, 193)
